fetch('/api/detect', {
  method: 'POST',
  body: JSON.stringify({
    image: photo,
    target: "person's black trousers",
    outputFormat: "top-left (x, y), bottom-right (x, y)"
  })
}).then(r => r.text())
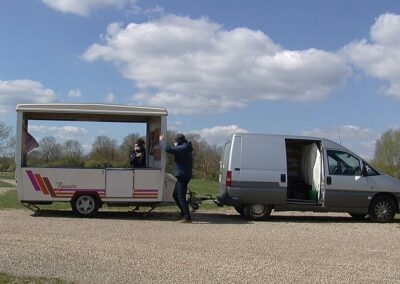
top-left (173, 176), bottom-right (191, 220)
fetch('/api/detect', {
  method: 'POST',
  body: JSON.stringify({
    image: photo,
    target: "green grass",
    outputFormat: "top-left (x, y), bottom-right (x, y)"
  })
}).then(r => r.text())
top-left (0, 172), bottom-right (15, 179)
top-left (189, 179), bottom-right (219, 196)
top-left (0, 190), bottom-right (24, 209)
top-left (0, 181), bottom-right (15, 188)
top-left (0, 272), bottom-right (68, 283)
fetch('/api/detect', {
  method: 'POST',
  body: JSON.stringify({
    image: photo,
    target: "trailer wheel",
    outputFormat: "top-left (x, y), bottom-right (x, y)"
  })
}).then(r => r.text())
top-left (368, 195), bottom-right (396, 223)
top-left (71, 195), bottom-right (100, 217)
top-left (243, 204), bottom-right (272, 221)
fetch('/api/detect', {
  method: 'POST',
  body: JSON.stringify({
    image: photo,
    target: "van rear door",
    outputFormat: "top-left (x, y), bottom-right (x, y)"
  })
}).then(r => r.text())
top-left (219, 137), bottom-right (233, 194)
top-left (239, 135), bottom-right (287, 205)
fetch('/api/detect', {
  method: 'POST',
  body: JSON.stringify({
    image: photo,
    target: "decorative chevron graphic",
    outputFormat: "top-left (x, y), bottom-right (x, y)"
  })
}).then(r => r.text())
top-left (26, 170), bottom-right (106, 198)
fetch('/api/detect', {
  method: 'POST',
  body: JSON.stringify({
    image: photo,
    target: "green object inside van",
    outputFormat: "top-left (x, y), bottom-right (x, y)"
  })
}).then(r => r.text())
top-left (308, 189), bottom-right (318, 201)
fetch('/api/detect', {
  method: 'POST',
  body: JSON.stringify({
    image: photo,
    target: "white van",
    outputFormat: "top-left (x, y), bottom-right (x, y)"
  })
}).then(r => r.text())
top-left (217, 133), bottom-right (400, 223)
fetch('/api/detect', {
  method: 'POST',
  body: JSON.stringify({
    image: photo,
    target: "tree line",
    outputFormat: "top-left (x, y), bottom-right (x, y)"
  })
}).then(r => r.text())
top-left (1, 119), bottom-right (399, 180)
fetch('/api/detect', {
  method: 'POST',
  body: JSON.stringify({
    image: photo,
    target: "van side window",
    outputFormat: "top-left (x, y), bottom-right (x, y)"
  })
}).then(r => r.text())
top-left (364, 163), bottom-right (379, 176)
top-left (327, 150), bottom-right (361, 176)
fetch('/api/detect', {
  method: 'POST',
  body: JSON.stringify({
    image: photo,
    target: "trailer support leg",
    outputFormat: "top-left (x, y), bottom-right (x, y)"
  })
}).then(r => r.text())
top-left (22, 203), bottom-right (41, 212)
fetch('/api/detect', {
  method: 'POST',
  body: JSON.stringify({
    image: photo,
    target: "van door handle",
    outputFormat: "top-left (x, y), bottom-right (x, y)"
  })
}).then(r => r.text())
top-left (327, 176), bottom-right (332, 185)
top-left (234, 168), bottom-right (240, 171)
top-left (281, 174), bottom-right (286, 183)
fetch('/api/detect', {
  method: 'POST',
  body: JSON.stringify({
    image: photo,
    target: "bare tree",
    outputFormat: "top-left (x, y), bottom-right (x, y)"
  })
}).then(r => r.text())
top-left (39, 136), bottom-right (62, 163)
top-left (63, 139), bottom-right (83, 165)
top-left (0, 121), bottom-right (15, 157)
top-left (199, 142), bottom-right (222, 180)
top-left (91, 135), bottom-right (119, 162)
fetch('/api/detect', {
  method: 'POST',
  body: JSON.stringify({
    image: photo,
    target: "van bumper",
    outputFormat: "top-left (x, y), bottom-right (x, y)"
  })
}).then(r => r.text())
top-left (216, 191), bottom-right (241, 207)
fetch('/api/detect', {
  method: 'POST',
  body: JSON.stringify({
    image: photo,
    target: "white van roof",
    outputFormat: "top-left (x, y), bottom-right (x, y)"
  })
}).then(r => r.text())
top-left (230, 132), bottom-right (357, 158)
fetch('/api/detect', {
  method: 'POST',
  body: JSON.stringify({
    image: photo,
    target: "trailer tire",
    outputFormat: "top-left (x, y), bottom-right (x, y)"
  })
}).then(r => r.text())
top-left (368, 195), bottom-right (396, 223)
top-left (71, 195), bottom-right (100, 217)
top-left (243, 204), bottom-right (272, 221)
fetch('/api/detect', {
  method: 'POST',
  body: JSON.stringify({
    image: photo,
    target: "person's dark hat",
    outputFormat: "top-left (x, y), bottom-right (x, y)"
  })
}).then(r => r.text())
top-left (174, 133), bottom-right (186, 143)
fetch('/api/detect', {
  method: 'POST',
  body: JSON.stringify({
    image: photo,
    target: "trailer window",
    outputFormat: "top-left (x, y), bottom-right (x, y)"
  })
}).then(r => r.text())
top-left (24, 120), bottom-right (147, 169)
top-left (327, 150), bottom-right (361, 176)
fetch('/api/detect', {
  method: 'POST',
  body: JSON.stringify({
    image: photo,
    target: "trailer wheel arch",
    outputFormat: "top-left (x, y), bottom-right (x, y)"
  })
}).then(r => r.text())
top-left (70, 193), bottom-right (101, 217)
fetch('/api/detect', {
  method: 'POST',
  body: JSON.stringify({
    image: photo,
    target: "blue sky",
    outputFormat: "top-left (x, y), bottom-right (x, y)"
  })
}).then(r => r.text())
top-left (1, 0), bottom-right (399, 159)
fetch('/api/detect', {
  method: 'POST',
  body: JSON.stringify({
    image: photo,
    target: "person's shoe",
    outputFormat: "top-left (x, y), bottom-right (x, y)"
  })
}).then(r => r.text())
top-left (176, 218), bottom-right (192, 223)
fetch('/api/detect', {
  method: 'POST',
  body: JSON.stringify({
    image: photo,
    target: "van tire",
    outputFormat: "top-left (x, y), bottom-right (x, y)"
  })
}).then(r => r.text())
top-left (234, 206), bottom-right (245, 216)
top-left (243, 204), bottom-right (272, 221)
top-left (368, 195), bottom-right (396, 223)
top-left (71, 195), bottom-right (100, 217)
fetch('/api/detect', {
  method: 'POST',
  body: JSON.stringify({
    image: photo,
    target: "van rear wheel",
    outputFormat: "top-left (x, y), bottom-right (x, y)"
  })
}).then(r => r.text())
top-left (243, 204), bottom-right (272, 221)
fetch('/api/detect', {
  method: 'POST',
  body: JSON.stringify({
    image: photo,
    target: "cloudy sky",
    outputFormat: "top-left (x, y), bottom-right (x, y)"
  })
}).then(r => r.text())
top-left (1, 0), bottom-right (399, 158)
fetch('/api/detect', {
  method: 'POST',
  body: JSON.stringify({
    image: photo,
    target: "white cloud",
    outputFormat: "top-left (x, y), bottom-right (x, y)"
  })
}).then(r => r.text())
top-left (301, 125), bottom-right (378, 159)
top-left (168, 120), bottom-right (183, 131)
top-left (83, 15), bottom-right (350, 114)
top-left (342, 13), bottom-right (400, 98)
top-left (41, 0), bottom-right (137, 16)
top-left (0, 79), bottom-right (57, 114)
top-left (105, 93), bottom-right (115, 103)
top-left (68, 88), bottom-right (82, 98)
top-left (193, 125), bottom-right (248, 145)
top-left (29, 125), bottom-right (88, 142)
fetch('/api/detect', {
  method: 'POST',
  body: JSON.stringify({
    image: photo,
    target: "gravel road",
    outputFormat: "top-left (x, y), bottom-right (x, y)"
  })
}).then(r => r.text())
top-left (1, 209), bottom-right (400, 283)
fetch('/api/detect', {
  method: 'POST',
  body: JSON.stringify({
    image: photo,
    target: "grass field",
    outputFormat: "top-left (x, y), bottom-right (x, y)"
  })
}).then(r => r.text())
top-left (189, 179), bottom-right (219, 196)
top-left (0, 172), bottom-right (15, 179)
top-left (0, 272), bottom-right (67, 284)
top-left (0, 180), bottom-right (15, 188)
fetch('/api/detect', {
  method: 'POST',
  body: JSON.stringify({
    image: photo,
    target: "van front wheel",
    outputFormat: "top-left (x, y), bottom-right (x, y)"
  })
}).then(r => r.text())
top-left (243, 204), bottom-right (272, 221)
top-left (369, 196), bottom-right (396, 223)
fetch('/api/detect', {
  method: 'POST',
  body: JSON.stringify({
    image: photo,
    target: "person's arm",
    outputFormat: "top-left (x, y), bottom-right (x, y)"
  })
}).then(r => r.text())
top-left (165, 144), bottom-right (187, 154)
top-left (160, 134), bottom-right (185, 154)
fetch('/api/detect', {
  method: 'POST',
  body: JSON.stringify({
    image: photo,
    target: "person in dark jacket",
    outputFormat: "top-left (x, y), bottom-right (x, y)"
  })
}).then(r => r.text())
top-left (130, 138), bottom-right (146, 168)
top-left (160, 133), bottom-right (193, 223)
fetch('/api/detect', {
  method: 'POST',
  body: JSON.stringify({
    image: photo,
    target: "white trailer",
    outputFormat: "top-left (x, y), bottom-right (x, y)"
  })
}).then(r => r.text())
top-left (15, 104), bottom-right (183, 216)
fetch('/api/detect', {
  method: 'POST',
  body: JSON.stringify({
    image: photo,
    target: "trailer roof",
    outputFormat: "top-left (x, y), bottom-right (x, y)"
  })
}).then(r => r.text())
top-left (16, 104), bottom-right (167, 116)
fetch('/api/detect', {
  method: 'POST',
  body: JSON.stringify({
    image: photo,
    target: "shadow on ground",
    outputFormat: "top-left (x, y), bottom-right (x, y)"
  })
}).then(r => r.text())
top-left (30, 209), bottom-right (400, 224)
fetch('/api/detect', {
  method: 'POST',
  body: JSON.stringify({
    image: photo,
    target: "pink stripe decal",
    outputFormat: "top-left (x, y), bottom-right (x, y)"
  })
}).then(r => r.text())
top-left (26, 170), bottom-right (41, 192)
